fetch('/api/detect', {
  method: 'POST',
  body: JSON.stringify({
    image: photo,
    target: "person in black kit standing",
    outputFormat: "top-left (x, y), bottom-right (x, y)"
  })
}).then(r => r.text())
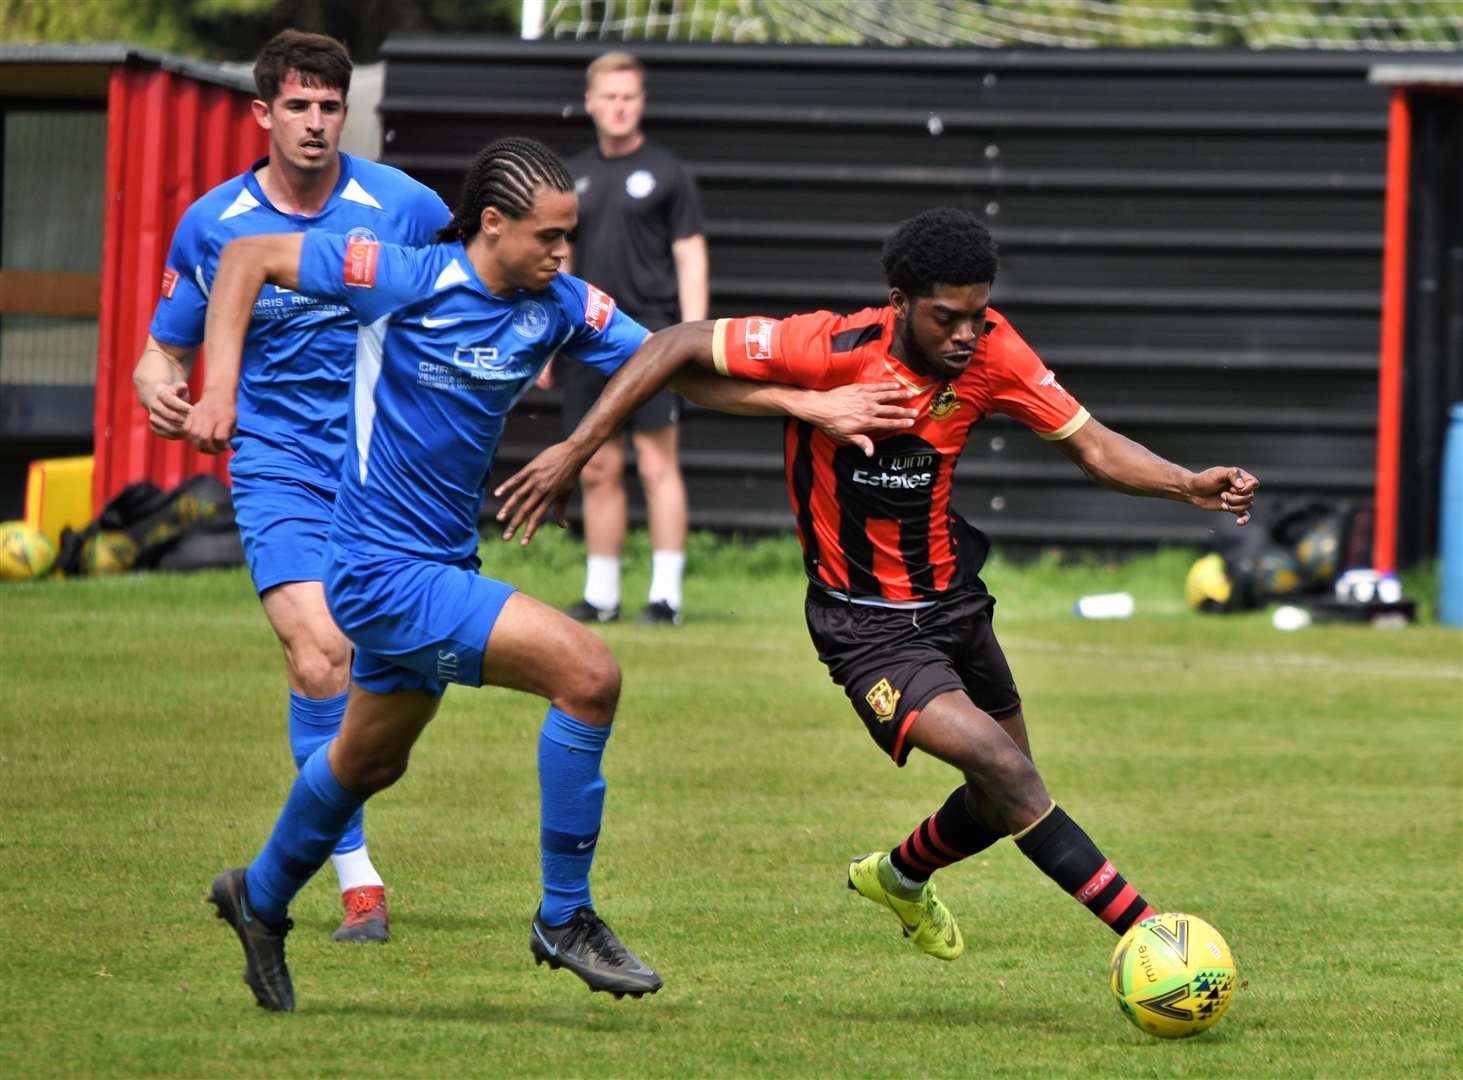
top-left (540, 50), bottom-right (706, 626)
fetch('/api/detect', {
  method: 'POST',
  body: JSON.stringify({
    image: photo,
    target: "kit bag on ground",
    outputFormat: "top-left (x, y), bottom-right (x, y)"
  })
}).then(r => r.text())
top-left (55, 475), bottom-right (244, 576)
top-left (1195, 500), bottom-right (1372, 612)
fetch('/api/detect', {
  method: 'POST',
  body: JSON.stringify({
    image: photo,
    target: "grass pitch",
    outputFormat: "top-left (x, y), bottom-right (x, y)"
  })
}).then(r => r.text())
top-left (1, 534), bottom-right (1459, 1078)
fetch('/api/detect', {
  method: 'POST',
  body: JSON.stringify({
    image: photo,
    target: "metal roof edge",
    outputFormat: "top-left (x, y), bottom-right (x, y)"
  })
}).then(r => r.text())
top-left (0, 42), bottom-right (254, 92)
top-left (1368, 62), bottom-right (1463, 88)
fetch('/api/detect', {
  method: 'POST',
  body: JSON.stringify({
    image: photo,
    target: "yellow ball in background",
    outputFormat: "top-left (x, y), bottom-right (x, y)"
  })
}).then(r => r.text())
top-left (1184, 553), bottom-right (1232, 612)
top-left (1110, 912), bottom-right (1237, 1039)
top-left (0, 520), bottom-right (57, 581)
top-left (80, 530), bottom-right (139, 576)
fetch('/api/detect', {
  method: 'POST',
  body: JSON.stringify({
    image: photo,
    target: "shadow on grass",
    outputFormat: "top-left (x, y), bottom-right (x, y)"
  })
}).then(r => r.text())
top-left (297, 913), bottom-right (495, 935)
top-left (818, 1001), bottom-right (1074, 1031)
top-left (302, 997), bottom-right (694, 1030)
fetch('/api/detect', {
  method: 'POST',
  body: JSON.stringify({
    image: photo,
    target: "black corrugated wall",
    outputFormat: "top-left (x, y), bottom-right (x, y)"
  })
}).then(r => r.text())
top-left (380, 37), bottom-right (1411, 550)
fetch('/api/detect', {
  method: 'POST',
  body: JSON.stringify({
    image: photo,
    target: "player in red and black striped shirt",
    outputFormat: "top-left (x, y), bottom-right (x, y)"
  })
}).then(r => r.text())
top-left (714, 294), bottom-right (1086, 606)
top-left (499, 208), bottom-right (1258, 961)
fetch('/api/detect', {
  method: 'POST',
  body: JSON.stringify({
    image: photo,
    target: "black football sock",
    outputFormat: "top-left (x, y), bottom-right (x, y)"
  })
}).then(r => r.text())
top-left (1013, 803), bottom-right (1155, 935)
top-left (888, 784), bottom-right (1005, 884)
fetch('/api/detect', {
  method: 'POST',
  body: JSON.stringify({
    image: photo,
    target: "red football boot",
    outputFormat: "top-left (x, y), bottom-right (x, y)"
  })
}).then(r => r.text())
top-left (332, 885), bottom-right (389, 943)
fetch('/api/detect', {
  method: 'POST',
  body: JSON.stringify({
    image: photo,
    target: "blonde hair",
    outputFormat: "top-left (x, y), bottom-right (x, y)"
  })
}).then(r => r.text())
top-left (586, 51), bottom-right (645, 91)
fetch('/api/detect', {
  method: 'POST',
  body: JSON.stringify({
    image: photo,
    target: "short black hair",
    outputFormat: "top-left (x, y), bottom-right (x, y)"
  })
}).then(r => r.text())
top-left (253, 29), bottom-right (352, 103)
top-left (436, 137), bottom-right (575, 242)
top-left (881, 208), bottom-right (999, 297)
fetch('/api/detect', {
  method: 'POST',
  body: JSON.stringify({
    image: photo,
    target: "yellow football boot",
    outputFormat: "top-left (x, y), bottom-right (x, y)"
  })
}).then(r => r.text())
top-left (847, 852), bottom-right (964, 961)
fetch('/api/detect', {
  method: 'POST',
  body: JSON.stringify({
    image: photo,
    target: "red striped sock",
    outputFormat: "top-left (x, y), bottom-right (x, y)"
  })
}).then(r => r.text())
top-left (888, 785), bottom-right (1005, 883)
top-left (1014, 804), bottom-right (1154, 935)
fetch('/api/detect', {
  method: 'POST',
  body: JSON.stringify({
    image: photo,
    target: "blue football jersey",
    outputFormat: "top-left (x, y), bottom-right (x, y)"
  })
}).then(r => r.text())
top-left (296, 233), bottom-right (650, 562)
top-left (148, 153), bottom-right (451, 487)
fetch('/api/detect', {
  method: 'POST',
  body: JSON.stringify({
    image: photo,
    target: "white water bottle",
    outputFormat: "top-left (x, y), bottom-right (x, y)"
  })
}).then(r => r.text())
top-left (1074, 592), bottom-right (1135, 619)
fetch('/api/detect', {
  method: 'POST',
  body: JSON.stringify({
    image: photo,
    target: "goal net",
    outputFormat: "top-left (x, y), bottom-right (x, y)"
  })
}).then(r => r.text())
top-left (535, 0), bottom-right (1463, 51)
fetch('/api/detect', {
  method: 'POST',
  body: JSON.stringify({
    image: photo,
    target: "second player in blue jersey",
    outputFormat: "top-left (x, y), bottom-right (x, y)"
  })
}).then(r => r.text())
top-left (133, 30), bottom-right (450, 943)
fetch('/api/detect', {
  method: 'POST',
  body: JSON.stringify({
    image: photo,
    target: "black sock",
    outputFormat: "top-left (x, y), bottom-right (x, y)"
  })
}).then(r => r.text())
top-left (888, 785), bottom-right (1005, 883)
top-left (1014, 804), bottom-right (1154, 935)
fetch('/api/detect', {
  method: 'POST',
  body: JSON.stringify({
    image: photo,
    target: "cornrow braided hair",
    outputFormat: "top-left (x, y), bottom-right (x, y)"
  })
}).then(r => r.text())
top-left (436, 137), bottom-right (574, 243)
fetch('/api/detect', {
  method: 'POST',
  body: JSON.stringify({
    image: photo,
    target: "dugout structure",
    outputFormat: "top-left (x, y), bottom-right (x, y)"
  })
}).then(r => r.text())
top-left (1366, 62), bottom-right (1463, 573)
top-left (0, 45), bottom-right (265, 515)
top-left (381, 37), bottom-right (1446, 560)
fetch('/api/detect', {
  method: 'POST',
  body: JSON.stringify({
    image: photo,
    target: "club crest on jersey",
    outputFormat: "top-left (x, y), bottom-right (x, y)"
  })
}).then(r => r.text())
top-left (745, 318), bottom-right (775, 362)
top-left (929, 384), bottom-right (961, 420)
top-left (160, 267), bottom-right (179, 299)
top-left (512, 299), bottom-right (549, 339)
top-left (346, 225), bottom-right (378, 243)
top-left (344, 236), bottom-right (379, 288)
top-left (625, 169), bottom-right (656, 199)
top-left (865, 678), bottom-right (901, 722)
top-left (583, 285), bottom-right (615, 332)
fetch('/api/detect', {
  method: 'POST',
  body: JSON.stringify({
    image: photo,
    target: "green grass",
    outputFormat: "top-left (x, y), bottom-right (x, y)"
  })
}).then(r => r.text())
top-left (2, 533), bottom-right (1460, 1077)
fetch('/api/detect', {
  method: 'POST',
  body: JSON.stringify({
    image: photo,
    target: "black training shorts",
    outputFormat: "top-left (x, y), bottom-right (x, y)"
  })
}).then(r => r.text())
top-left (804, 583), bottom-right (1021, 767)
top-left (559, 359), bottom-right (680, 436)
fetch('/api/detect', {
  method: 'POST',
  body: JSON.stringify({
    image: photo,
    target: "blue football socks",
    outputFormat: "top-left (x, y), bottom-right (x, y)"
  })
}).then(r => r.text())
top-left (245, 742), bottom-right (366, 925)
top-left (537, 706), bottom-right (611, 926)
top-left (288, 690), bottom-right (365, 855)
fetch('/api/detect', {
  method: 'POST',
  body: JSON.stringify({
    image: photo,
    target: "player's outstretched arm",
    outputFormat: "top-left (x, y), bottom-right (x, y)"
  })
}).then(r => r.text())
top-left (494, 321), bottom-right (716, 543)
top-left (671, 370), bottom-right (917, 457)
top-left (1056, 416), bottom-right (1259, 526)
top-left (133, 335), bottom-right (197, 440)
top-left (184, 234), bottom-right (305, 454)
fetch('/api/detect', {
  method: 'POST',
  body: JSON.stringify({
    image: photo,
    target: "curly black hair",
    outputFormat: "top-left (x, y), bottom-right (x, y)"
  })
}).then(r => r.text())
top-left (436, 137), bottom-right (574, 243)
top-left (880, 208), bottom-right (998, 297)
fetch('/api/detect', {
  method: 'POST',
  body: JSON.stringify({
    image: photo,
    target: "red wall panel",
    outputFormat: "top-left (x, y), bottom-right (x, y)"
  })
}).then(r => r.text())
top-left (93, 66), bottom-right (266, 508)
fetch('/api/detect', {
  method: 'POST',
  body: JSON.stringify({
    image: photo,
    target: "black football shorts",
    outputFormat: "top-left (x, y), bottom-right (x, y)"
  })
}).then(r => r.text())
top-left (804, 583), bottom-right (1021, 767)
top-left (559, 358), bottom-right (680, 436)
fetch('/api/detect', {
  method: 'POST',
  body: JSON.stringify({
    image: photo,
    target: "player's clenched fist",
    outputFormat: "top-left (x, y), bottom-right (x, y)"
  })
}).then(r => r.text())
top-left (1187, 466), bottom-right (1259, 526)
top-left (183, 396), bottom-right (237, 455)
top-left (139, 379), bottom-right (193, 439)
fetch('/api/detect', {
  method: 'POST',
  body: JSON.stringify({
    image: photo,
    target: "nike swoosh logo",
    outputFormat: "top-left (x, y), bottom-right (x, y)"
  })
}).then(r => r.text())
top-left (422, 315), bottom-right (463, 328)
top-left (877, 894), bottom-right (920, 933)
top-left (532, 924), bottom-right (557, 957)
top-left (945, 924), bottom-right (958, 947)
top-left (239, 896), bottom-right (253, 924)
top-left (576, 840), bottom-right (596, 850)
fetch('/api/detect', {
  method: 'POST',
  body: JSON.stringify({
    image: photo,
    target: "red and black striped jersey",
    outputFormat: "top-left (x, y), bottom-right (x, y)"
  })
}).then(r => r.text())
top-left (713, 305), bottom-right (1089, 604)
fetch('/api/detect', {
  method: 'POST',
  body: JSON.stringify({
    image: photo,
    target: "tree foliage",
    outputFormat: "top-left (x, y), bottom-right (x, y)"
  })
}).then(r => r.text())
top-left (0, 0), bottom-right (521, 61)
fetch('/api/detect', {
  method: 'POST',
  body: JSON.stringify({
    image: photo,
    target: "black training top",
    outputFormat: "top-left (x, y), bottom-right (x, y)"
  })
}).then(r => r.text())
top-left (566, 138), bottom-right (704, 329)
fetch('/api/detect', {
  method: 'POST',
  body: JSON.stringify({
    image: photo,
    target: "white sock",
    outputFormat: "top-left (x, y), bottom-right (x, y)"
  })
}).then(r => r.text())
top-left (584, 554), bottom-right (621, 611)
top-left (886, 857), bottom-right (923, 893)
top-left (648, 549), bottom-right (685, 611)
top-left (332, 844), bottom-right (384, 892)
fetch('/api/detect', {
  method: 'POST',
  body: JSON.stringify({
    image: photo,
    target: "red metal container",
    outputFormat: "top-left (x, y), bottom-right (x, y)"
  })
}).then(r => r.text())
top-left (93, 64), bottom-right (265, 508)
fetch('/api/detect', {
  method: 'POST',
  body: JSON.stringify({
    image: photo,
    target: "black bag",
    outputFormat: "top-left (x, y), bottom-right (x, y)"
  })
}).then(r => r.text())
top-left (56, 475), bottom-right (243, 576)
top-left (1209, 500), bottom-right (1371, 611)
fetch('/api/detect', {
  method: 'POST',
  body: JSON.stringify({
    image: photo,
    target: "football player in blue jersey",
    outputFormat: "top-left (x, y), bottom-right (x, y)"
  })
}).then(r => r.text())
top-left (182, 137), bottom-right (918, 1011)
top-left (132, 30), bottom-right (451, 944)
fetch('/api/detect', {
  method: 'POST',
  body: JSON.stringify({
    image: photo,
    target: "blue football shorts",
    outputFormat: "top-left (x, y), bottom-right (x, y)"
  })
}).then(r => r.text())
top-left (230, 472), bottom-right (336, 594)
top-left (323, 543), bottom-right (516, 698)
